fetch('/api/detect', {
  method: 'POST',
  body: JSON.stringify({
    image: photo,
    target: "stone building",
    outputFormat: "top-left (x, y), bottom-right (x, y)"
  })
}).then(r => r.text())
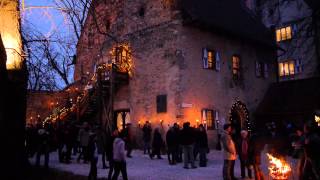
top-left (258, 0), bottom-right (320, 80)
top-left (255, 0), bottom-right (320, 129)
top-left (75, 0), bottom-right (277, 146)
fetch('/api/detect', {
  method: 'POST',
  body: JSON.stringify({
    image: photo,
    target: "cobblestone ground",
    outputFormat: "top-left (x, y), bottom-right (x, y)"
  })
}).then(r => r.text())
top-left (30, 149), bottom-right (298, 180)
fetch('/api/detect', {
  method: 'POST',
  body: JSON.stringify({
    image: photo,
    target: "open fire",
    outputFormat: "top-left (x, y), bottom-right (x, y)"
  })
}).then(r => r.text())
top-left (266, 153), bottom-right (291, 180)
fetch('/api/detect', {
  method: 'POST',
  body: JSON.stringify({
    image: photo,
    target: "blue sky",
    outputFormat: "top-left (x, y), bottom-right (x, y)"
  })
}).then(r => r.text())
top-left (22, 0), bottom-right (71, 38)
top-left (22, 0), bottom-right (76, 88)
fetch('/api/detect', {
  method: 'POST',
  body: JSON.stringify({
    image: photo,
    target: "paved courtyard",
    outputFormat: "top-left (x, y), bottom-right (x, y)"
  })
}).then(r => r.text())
top-left (30, 149), bottom-right (298, 180)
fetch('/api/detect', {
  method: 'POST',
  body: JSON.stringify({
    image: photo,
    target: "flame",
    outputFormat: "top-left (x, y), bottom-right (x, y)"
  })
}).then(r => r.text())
top-left (267, 153), bottom-right (291, 180)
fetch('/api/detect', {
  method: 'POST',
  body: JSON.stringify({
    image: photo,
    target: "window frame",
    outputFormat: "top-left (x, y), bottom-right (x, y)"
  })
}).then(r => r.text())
top-left (202, 109), bottom-right (216, 130)
top-left (278, 60), bottom-right (296, 77)
top-left (276, 25), bottom-right (293, 42)
top-left (232, 55), bottom-right (241, 80)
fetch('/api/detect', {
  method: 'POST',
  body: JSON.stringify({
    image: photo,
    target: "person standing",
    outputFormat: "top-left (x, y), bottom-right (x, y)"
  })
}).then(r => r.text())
top-left (142, 121), bottom-right (152, 154)
top-left (248, 133), bottom-right (265, 180)
top-left (107, 129), bottom-right (118, 180)
top-left (35, 124), bottom-right (51, 168)
top-left (150, 127), bottom-right (163, 159)
top-left (197, 124), bottom-right (209, 167)
top-left (112, 131), bottom-right (128, 180)
top-left (96, 125), bottom-right (108, 169)
top-left (238, 130), bottom-right (252, 179)
top-left (77, 122), bottom-right (90, 163)
top-left (302, 122), bottom-right (320, 180)
top-left (221, 124), bottom-right (237, 180)
top-left (166, 126), bottom-right (179, 165)
top-left (180, 122), bottom-right (197, 169)
top-left (123, 123), bottom-right (133, 158)
top-left (88, 131), bottom-right (98, 180)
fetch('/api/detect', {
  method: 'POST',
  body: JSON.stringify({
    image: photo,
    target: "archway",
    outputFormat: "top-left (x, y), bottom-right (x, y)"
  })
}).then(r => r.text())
top-left (229, 101), bottom-right (250, 137)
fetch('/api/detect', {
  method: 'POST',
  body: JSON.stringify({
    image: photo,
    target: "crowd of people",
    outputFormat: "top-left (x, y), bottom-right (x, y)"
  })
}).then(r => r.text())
top-left (25, 119), bottom-right (320, 180)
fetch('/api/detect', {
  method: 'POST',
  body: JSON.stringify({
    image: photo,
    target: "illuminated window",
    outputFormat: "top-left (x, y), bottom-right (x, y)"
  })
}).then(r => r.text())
top-left (202, 109), bottom-right (216, 130)
top-left (232, 55), bottom-right (240, 79)
top-left (278, 60), bottom-right (295, 77)
top-left (276, 26), bottom-right (292, 42)
top-left (207, 50), bottom-right (215, 69)
top-left (203, 49), bottom-right (216, 69)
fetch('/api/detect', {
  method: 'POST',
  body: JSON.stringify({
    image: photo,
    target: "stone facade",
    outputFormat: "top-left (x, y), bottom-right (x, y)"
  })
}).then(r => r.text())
top-left (258, 0), bottom-right (320, 80)
top-left (75, 0), bottom-right (277, 147)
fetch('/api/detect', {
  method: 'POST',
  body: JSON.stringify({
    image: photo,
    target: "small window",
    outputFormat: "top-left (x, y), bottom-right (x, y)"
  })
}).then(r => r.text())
top-left (232, 55), bottom-right (240, 79)
top-left (276, 26), bottom-right (292, 42)
top-left (207, 50), bottom-right (215, 69)
top-left (202, 109), bottom-right (216, 130)
top-left (202, 48), bottom-right (220, 71)
top-left (139, 7), bottom-right (145, 17)
top-left (278, 60), bottom-right (295, 77)
top-left (156, 95), bottom-right (167, 113)
top-left (256, 61), bottom-right (268, 78)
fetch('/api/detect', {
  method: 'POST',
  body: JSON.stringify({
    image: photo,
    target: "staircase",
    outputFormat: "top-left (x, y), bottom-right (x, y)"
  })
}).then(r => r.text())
top-left (43, 64), bottom-right (129, 128)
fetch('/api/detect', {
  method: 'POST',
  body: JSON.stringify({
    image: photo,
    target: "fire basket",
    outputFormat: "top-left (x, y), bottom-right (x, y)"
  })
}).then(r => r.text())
top-left (266, 153), bottom-right (292, 180)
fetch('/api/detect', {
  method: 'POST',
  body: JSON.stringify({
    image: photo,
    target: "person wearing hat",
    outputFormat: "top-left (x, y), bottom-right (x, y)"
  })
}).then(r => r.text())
top-left (238, 130), bottom-right (252, 179)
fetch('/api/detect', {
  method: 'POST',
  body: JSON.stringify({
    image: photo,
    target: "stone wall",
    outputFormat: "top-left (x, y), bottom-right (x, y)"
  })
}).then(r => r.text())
top-left (259, 0), bottom-right (319, 80)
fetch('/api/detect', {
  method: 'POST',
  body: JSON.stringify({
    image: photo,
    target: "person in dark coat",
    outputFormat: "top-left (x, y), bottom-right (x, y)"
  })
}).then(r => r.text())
top-left (142, 121), bottom-right (152, 154)
top-left (166, 126), bottom-right (179, 165)
top-left (96, 126), bottom-right (108, 169)
top-left (302, 122), bottom-right (320, 180)
top-left (88, 131), bottom-right (98, 180)
top-left (180, 122), bottom-right (197, 169)
top-left (173, 123), bottom-right (183, 163)
top-left (197, 124), bottom-right (208, 167)
top-left (123, 123), bottom-right (133, 158)
top-left (248, 133), bottom-right (265, 180)
top-left (150, 127), bottom-right (163, 159)
top-left (238, 130), bottom-right (252, 179)
top-left (35, 124), bottom-right (51, 168)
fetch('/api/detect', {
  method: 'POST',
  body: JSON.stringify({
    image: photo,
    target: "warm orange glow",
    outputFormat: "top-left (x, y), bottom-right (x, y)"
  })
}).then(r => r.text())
top-left (315, 115), bottom-right (320, 126)
top-left (0, 0), bottom-right (23, 69)
top-left (110, 43), bottom-right (134, 76)
top-left (278, 61), bottom-right (295, 77)
top-left (267, 153), bottom-right (291, 180)
top-left (276, 26), bottom-right (292, 42)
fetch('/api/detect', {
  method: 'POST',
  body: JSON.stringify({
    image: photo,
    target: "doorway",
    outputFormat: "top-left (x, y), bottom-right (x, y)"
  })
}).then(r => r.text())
top-left (114, 109), bottom-right (130, 131)
top-left (229, 101), bottom-right (250, 137)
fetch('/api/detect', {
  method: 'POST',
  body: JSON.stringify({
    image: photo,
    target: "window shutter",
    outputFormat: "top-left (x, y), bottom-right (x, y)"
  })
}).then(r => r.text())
top-left (292, 24), bottom-right (298, 37)
top-left (255, 61), bottom-right (261, 77)
top-left (215, 51), bottom-right (221, 71)
top-left (214, 110), bottom-right (219, 129)
top-left (202, 48), bottom-right (208, 69)
top-left (295, 59), bottom-right (302, 73)
top-left (263, 63), bottom-right (269, 78)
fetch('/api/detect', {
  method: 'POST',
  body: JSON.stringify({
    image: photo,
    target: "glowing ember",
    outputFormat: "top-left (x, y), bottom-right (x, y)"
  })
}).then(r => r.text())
top-left (267, 153), bottom-right (291, 180)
